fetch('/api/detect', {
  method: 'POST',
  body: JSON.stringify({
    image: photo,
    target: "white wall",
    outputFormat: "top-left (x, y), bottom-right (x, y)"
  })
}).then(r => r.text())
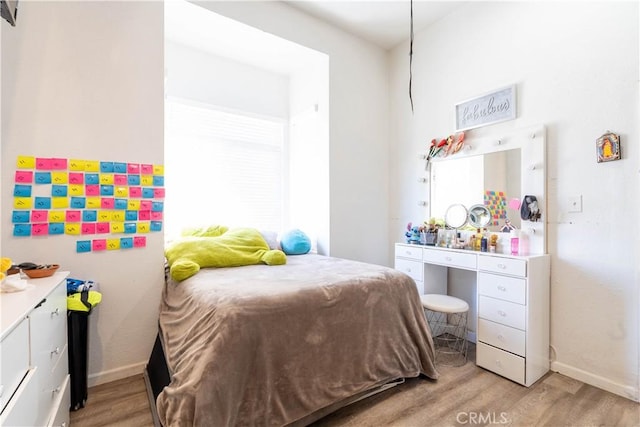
top-left (389, 2), bottom-right (639, 401)
top-left (1, 1), bottom-right (164, 385)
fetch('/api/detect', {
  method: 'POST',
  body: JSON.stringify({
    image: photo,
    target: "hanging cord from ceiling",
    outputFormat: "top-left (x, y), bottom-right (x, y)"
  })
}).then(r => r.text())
top-left (409, 0), bottom-right (414, 114)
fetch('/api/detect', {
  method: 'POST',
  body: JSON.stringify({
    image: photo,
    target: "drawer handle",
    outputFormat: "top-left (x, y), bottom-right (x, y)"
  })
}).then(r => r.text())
top-left (53, 386), bottom-right (61, 394)
top-left (497, 285), bottom-right (507, 292)
top-left (497, 263), bottom-right (507, 269)
top-left (498, 310), bottom-right (507, 317)
top-left (497, 334), bottom-right (505, 341)
top-left (445, 256), bottom-right (452, 261)
top-left (405, 251), bottom-right (412, 255)
top-left (405, 268), bottom-right (412, 273)
top-left (0, 384), bottom-right (3, 398)
top-left (51, 307), bottom-right (60, 316)
top-left (51, 347), bottom-right (61, 355)
top-left (495, 360), bottom-right (502, 368)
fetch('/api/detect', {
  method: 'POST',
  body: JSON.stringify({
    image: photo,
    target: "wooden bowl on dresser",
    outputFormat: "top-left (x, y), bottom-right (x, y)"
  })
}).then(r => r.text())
top-left (23, 264), bottom-right (60, 279)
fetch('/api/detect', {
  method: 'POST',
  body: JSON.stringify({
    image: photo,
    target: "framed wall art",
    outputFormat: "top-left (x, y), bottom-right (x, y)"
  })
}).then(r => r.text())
top-left (596, 132), bottom-right (621, 163)
top-left (455, 85), bottom-right (516, 131)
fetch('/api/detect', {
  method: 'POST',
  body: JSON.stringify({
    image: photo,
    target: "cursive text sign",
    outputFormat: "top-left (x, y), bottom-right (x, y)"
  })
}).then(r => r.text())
top-left (455, 85), bottom-right (516, 131)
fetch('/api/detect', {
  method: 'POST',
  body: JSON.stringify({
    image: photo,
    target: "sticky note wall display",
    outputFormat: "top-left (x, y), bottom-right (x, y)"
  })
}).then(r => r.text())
top-left (12, 156), bottom-right (164, 253)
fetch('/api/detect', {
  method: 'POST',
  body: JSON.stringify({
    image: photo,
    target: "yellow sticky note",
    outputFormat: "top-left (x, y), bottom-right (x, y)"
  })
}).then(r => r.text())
top-left (69, 184), bottom-right (84, 196)
top-left (114, 187), bottom-right (128, 198)
top-left (141, 175), bottom-right (153, 186)
top-left (110, 222), bottom-right (124, 233)
top-left (13, 197), bottom-right (32, 209)
top-left (69, 159), bottom-right (86, 171)
top-left (84, 160), bottom-right (100, 172)
top-left (153, 165), bottom-right (164, 175)
top-left (97, 210), bottom-right (112, 222)
top-left (17, 156), bottom-right (36, 169)
top-left (52, 197), bottom-right (69, 209)
top-left (49, 211), bottom-right (65, 223)
top-left (51, 172), bottom-right (68, 184)
top-left (107, 239), bottom-right (121, 250)
top-left (100, 174), bottom-right (114, 185)
top-left (111, 211), bottom-right (125, 222)
top-left (65, 223), bottom-right (81, 235)
top-left (86, 197), bottom-right (101, 209)
top-left (127, 199), bottom-right (141, 211)
top-left (137, 222), bottom-right (150, 233)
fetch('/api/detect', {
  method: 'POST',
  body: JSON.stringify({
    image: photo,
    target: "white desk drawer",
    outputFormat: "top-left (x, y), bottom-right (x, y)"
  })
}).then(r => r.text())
top-left (478, 255), bottom-right (526, 277)
top-left (477, 342), bottom-right (525, 384)
top-left (0, 317), bottom-right (29, 412)
top-left (479, 295), bottom-right (526, 330)
top-left (395, 244), bottom-right (423, 260)
top-left (49, 375), bottom-right (70, 427)
top-left (394, 258), bottom-right (423, 282)
top-left (0, 368), bottom-right (39, 427)
top-left (478, 272), bottom-right (526, 305)
top-left (478, 318), bottom-right (525, 357)
top-left (423, 249), bottom-right (476, 270)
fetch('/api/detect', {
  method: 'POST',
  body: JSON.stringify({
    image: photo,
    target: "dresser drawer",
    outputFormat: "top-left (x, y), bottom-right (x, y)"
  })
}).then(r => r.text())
top-left (479, 295), bottom-right (526, 330)
top-left (478, 272), bottom-right (526, 304)
top-left (31, 284), bottom-right (67, 372)
top-left (478, 318), bottom-right (525, 357)
top-left (0, 317), bottom-right (29, 412)
top-left (0, 368), bottom-right (39, 427)
top-left (477, 342), bottom-right (525, 384)
top-left (394, 258), bottom-right (423, 282)
top-left (423, 249), bottom-right (476, 270)
top-left (478, 255), bottom-right (526, 277)
top-left (49, 375), bottom-right (70, 427)
top-left (395, 244), bottom-right (423, 260)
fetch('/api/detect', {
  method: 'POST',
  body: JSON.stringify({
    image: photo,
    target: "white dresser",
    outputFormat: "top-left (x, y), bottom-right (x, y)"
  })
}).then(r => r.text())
top-left (0, 271), bottom-right (70, 427)
top-left (395, 243), bottom-right (550, 386)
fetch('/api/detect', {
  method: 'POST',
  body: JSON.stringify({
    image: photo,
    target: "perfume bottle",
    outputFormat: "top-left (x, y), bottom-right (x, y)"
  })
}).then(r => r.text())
top-left (510, 230), bottom-right (519, 256)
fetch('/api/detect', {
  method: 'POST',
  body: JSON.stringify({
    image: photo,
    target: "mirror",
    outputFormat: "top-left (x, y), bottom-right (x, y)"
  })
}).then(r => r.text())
top-left (468, 204), bottom-right (491, 228)
top-left (430, 148), bottom-right (521, 232)
top-left (444, 204), bottom-right (468, 229)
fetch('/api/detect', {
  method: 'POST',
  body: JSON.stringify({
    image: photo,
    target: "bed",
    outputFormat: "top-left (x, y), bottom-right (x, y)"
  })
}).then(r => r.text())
top-left (145, 253), bottom-right (438, 426)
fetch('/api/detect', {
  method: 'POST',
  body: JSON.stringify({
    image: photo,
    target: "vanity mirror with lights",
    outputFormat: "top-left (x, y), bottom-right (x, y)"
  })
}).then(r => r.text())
top-left (395, 124), bottom-right (550, 387)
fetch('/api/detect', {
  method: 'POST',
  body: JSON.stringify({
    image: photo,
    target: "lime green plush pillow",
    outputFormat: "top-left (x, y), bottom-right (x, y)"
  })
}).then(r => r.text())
top-left (180, 224), bottom-right (229, 237)
top-left (165, 227), bottom-right (286, 282)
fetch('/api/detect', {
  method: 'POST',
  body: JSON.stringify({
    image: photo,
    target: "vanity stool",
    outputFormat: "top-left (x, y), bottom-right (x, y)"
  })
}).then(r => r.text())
top-left (420, 294), bottom-right (469, 367)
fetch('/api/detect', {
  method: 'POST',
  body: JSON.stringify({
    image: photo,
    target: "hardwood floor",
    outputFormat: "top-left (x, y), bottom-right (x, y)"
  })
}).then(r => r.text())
top-left (71, 353), bottom-right (639, 427)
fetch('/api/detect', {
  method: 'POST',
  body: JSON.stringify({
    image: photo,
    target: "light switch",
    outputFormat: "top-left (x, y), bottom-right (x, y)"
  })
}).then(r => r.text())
top-left (568, 195), bottom-right (582, 213)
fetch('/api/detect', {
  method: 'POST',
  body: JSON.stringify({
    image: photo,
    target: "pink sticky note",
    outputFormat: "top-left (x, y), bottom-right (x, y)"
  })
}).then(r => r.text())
top-left (114, 174), bottom-right (127, 185)
top-left (81, 223), bottom-right (96, 234)
top-left (69, 172), bottom-right (84, 184)
top-left (92, 239), bottom-right (107, 251)
top-left (32, 223), bottom-right (49, 235)
top-left (129, 187), bottom-right (142, 198)
top-left (133, 236), bottom-right (146, 248)
top-left (96, 222), bottom-right (110, 234)
top-left (101, 198), bottom-right (115, 209)
top-left (31, 210), bottom-right (48, 223)
top-left (66, 210), bottom-right (81, 222)
top-left (139, 200), bottom-right (152, 211)
top-left (85, 185), bottom-right (100, 196)
top-left (51, 158), bottom-right (68, 170)
top-left (140, 164), bottom-right (154, 174)
top-left (35, 158), bottom-right (53, 170)
top-left (508, 198), bottom-right (521, 210)
top-left (153, 188), bottom-right (165, 199)
top-left (150, 211), bottom-right (163, 221)
top-left (138, 210), bottom-right (151, 220)
top-left (127, 163), bottom-right (140, 174)
top-left (15, 171), bottom-right (34, 183)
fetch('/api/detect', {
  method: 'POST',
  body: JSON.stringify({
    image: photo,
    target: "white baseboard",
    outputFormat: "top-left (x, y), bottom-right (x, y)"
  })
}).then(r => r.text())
top-left (87, 361), bottom-right (147, 388)
top-left (550, 361), bottom-right (639, 402)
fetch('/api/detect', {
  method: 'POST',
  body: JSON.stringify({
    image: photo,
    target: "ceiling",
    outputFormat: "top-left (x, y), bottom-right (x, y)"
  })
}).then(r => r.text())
top-left (283, 1), bottom-right (467, 50)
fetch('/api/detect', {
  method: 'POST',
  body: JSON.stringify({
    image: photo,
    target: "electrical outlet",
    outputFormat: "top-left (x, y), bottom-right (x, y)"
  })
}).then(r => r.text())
top-left (568, 195), bottom-right (582, 213)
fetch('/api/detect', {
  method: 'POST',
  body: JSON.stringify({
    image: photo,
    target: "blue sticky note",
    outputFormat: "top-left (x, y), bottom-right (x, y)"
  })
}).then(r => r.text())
top-left (12, 211), bottom-right (30, 223)
top-left (34, 172), bottom-right (52, 184)
top-left (49, 223), bottom-right (64, 235)
top-left (82, 210), bottom-right (97, 222)
top-left (70, 197), bottom-right (86, 209)
top-left (127, 175), bottom-right (141, 185)
top-left (142, 188), bottom-right (154, 198)
top-left (152, 176), bottom-right (164, 186)
top-left (100, 185), bottom-right (114, 196)
top-left (120, 237), bottom-right (134, 249)
top-left (114, 199), bottom-right (128, 210)
top-left (51, 185), bottom-right (68, 197)
top-left (13, 224), bottom-right (31, 236)
top-left (114, 162), bottom-right (127, 173)
top-left (100, 162), bottom-right (114, 173)
top-left (125, 210), bottom-right (138, 221)
top-left (34, 197), bottom-right (52, 209)
top-left (124, 223), bottom-right (137, 234)
top-left (14, 184), bottom-right (32, 197)
top-left (150, 221), bottom-right (163, 232)
top-left (151, 201), bottom-right (164, 212)
top-left (85, 173), bottom-right (99, 185)
top-left (76, 241), bottom-right (92, 253)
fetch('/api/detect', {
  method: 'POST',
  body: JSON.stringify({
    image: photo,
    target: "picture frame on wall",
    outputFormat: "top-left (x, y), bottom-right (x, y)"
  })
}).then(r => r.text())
top-left (596, 132), bottom-right (621, 163)
top-left (455, 85), bottom-right (516, 131)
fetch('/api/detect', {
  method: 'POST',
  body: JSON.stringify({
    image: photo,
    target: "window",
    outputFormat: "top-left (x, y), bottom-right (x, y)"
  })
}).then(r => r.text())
top-left (164, 98), bottom-right (286, 239)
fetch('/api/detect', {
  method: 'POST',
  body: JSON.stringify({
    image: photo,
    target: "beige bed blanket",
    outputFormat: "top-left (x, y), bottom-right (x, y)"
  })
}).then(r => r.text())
top-left (157, 254), bottom-right (438, 426)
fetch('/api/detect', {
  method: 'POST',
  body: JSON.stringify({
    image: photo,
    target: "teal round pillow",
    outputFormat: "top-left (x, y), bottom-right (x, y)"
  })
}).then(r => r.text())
top-left (280, 229), bottom-right (311, 255)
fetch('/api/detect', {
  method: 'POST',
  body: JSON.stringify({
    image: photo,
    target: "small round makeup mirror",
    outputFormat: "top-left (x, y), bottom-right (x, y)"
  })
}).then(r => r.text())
top-left (468, 204), bottom-right (491, 228)
top-left (444, 204), bottom-right (468, 229)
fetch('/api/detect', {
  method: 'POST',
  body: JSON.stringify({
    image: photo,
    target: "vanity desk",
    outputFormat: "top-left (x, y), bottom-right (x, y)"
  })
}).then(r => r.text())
top-left (395, 243), bottom-right (550, 386)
